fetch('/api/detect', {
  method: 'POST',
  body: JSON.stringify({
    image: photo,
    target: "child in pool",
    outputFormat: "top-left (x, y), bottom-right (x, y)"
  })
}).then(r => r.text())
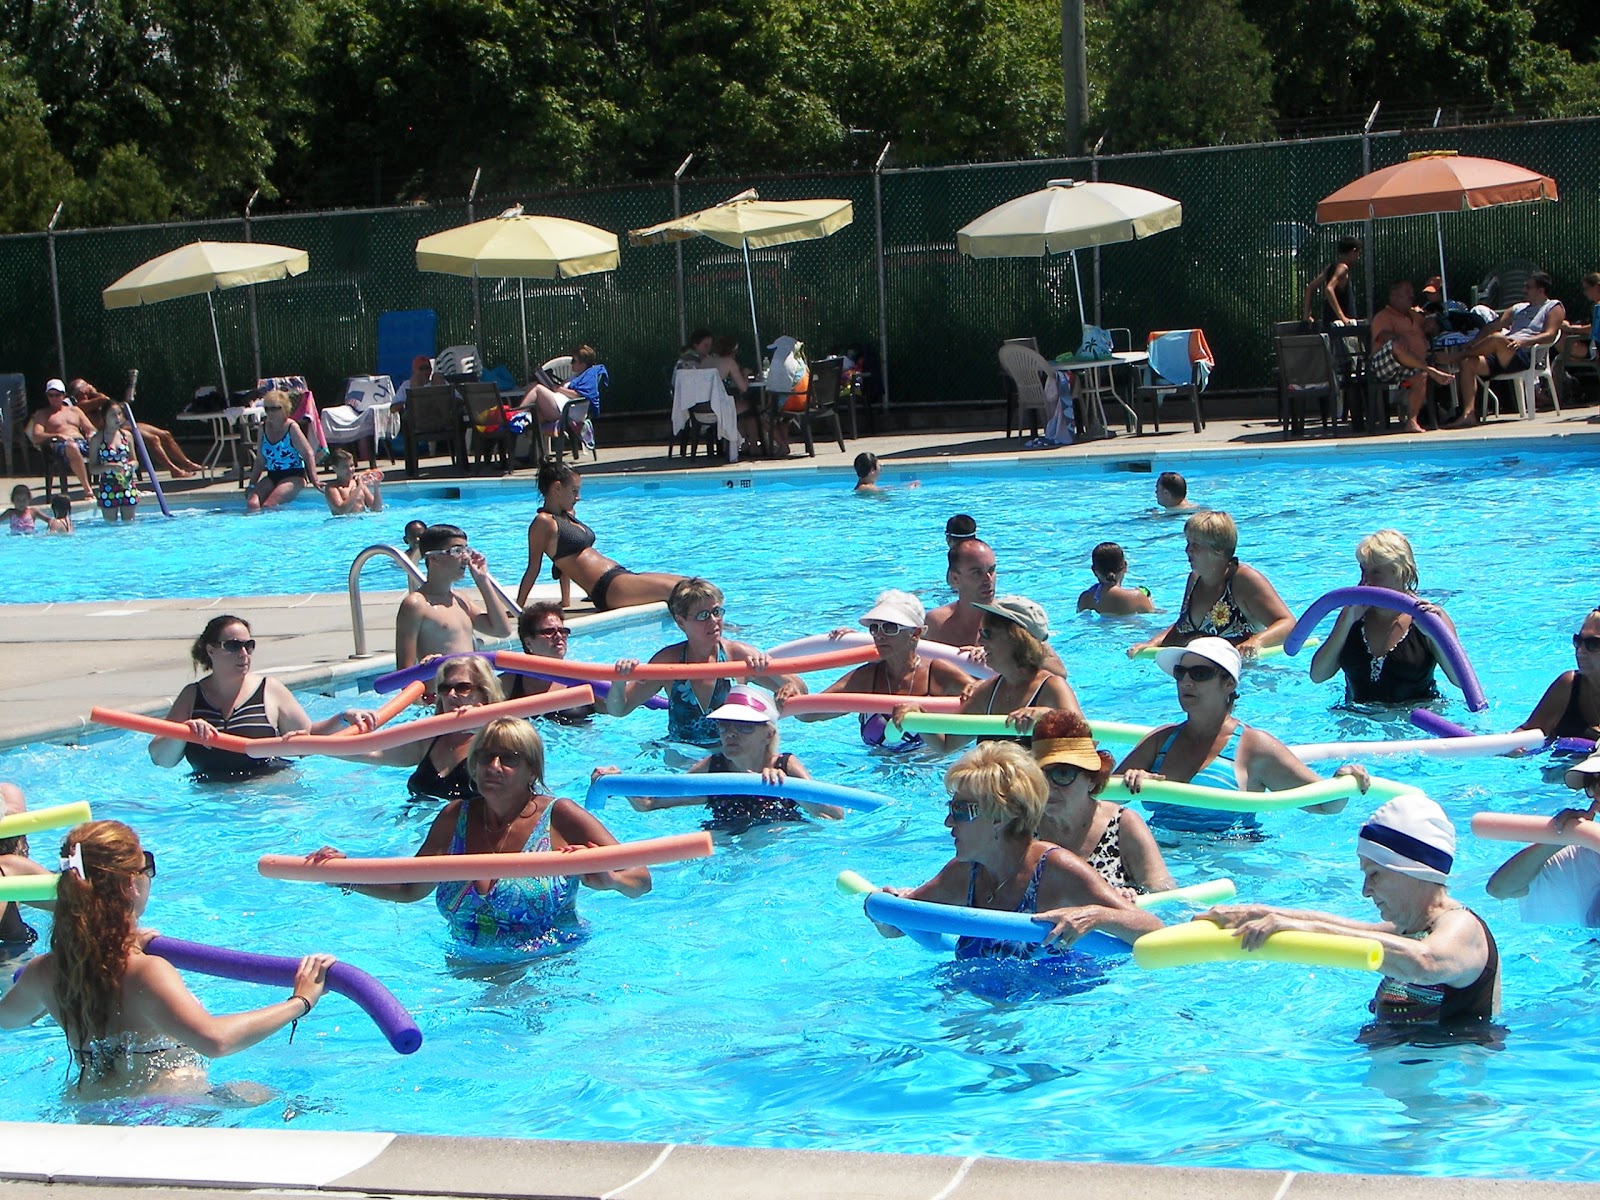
top-left (1077, 542), bottom-right (1155, 615)
top-left (324, 449), bottom-right (384, 515)
top-left (5, 485), bottom-right (68, 535)
top-left (853, 452), bottom-right (918, 494)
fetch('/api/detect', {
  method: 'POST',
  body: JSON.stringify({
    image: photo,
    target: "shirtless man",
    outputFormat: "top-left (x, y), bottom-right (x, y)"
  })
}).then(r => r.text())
top-left (927, 538), bottom-right (1066, 676)
top-left (1369, 280), bottom-right (1455, 434)
top-left (394, 524), bottom-right (513, 670)
top-left (27, 379), bottom-right (96, 498)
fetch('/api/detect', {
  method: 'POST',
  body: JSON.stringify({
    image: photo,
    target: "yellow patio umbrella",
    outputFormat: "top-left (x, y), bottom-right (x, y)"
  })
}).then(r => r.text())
top-left (102, 240), bottom-right (310, 395)
top-left (629, 189), bottom-right (854, 357)
top-left (415, 206), bottom-right (620, 377)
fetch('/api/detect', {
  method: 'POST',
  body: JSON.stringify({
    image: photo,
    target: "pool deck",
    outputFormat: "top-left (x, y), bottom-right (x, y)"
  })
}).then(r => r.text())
top-left (4, 406), bottom-right (1600, 1198)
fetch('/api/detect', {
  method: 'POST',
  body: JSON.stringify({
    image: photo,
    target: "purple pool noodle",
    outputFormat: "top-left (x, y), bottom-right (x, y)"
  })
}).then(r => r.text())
top-left (1553, 736), bottom-right (1597, 755)
top-left (1285, 586), bottom-right (1487, 712)
top-left (124, 401), bottom-right (174, 518)
top-left (374, 651), bottom-right (496, 694)
top-left (1409, 708), bottom-right (1473, 739)
top-left (498, 666), bottom-right (669, 711)
top-left (145, 935), bottom-right (421, 1055)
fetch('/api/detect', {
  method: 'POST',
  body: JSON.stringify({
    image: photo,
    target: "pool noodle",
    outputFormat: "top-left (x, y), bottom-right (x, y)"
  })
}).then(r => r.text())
top-left (124, 392), bottom-right (174, 519)
top-left (778, 692), bottom-right (963, 717)
top-left (0, 873), bottom-right (60, 901)
top-left (838, 869), bottom-right (1235, 911)
top-left (92, 687), bottom-right (594, 759)
top-left (494, 645), bottom-right (876, 683)
top-left (258, 831), bottom-right (714, 884)
top-left (1283, 586), bottom-right (1487, 711)
top-left (586, 772), bottom-right (889, 813)
top-left (862, 891), bottom-right (1128, 958)
top-left (1102, 775), bottom-right (1358, 813)
top-left (896, 713), bottom-right (1029, 737)
top-left (1130, 639), bottom-right (1313, 660)
top-left (0, 800), bottom-right (92, 839)
top-left (765, 633), bottom-right (994, 679)
top-left (1554, 736), bottom-right (1598, 755)
top-left (1289, 730), bottom-right (1541, 763)
top-left (1132, 922), bottom-right (1383, 971)
top-left (143, 936), bottom-right (421, 1055)
top-left (1469, 812), bottom-right (1600, 852)
top-left (1088, 720), bottom-right (1155, 744)
top-left (1408, 709), bottom-right (1473, 738)
top-left (834, 871), bottom-right (951, 950)
top-left (374, 652), bottom-right (494, 694)
top-left (492, 666), bottom-right (668, 711)
top-left (355, 681), bottom-right (428, 731)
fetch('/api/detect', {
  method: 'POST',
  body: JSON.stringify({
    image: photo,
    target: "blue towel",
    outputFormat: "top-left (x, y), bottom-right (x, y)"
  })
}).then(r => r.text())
top-left (1147, 330), bottom-right (1210, 391)
top-left (567, 364), bottom-right (609, 415)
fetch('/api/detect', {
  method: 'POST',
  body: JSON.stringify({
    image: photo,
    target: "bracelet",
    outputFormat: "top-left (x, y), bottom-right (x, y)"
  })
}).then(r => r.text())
top-left (288, 993), bottom-right (312, 1043)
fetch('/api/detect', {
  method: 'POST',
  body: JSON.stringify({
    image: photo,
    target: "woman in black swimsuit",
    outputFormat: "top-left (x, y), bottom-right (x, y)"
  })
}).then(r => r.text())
top-left (147, 615), bottom-right (374, 780)
top-left (1308, 530), bottom-right (1464, 705)
top-left (331, 657), bottom-right (500, 801)
top-left (1517, 607), bottom-right (1600, 741)
top-left (516, 462), bottom-right (685, 612)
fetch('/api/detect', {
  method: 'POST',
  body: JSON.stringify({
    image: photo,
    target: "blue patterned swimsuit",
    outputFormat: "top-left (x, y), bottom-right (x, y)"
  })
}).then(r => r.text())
top-left (955, 847), bottom-right (1067, 961)
top-left (666, 644), bottom-right (731, 747)
top-left (434, 801), bottom-right (580, 951)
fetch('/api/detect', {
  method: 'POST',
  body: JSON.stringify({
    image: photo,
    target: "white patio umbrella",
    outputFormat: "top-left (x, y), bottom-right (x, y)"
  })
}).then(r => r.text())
top-left (629, 189), bottom-right (854, 358)
top-left (102, 241), bottom-right (310, 394)
top-left (957, 179), bottom-right (1183, 322)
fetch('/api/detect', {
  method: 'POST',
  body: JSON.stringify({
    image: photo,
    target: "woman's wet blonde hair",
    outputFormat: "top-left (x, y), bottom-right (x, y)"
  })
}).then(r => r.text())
top-left (944, 742), bottom-right (1047, 838)
top-left (1356, 529), bottom-right (1419, 593)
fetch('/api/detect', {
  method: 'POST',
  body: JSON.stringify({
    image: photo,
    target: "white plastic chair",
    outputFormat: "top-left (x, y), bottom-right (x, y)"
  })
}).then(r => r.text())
top-left (435, 345), bottom-right (479, 379)
top-left (1486, 343), bottom-right (1559, 419)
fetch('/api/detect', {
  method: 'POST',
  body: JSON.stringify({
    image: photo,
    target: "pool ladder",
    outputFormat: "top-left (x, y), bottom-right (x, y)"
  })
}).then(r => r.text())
top-left (346, 544), bottom-right (522, 658)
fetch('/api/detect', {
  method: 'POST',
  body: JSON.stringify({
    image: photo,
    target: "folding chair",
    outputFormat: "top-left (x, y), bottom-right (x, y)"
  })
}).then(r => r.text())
top-left (790, 356), bottom-right (847, 456)
top-left (402, 384), bottom-right (467, 477)
top-left (1133, 330), bottom-right (1212, 434)
top-left (1274, 333), bottom-right (1338, 438)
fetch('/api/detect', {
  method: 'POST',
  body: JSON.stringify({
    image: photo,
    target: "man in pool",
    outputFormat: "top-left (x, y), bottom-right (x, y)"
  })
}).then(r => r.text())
top-left (1155, 471), bottom-right (1197, 514)
top-left (26, 379), bottom-right (96, 499)
top-left (1205, 792), bottom-right (1500, 1042)
top-left (926, 538), bottom-right (1065, 677)
top-left (394, 524), bottom-right (514, 671)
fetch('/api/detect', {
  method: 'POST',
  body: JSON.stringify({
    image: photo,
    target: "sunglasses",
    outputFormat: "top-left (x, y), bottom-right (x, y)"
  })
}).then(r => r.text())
top-left (947, 800), bottom-right (981, 823)
top-left (688, 605), bottom-right (725, 622)
top-left (217, 638), bottom-right (257, 653)
top-left (864, 620), bottom-right (910, 637)
top-left (439, 681), bottom-right (480, 696)
top-left (1574, 635), bottom-right (1600, 653)
top-left (472, 749), bottom-right (525, 769)
top-left (139, 850), bottom-right (157, 880)
top-left (536, 626), bottom-right (572, 639)
top-left (1044, 764), bottom-right (1081, 787)
top-left (1172, 663), bottom-right (1222, 682)
top-left (427, 545), bottom-right (470, 559)
top-left (263, 405), bottom-right (288, 413)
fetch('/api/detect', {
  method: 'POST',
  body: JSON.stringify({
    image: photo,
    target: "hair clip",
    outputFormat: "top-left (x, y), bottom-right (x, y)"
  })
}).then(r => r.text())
top-left (59, 842), bottom-right (85, 879)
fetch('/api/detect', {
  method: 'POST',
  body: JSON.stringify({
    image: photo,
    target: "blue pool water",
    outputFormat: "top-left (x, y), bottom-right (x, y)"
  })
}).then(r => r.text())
top-left (3, 443), bottom-right (1600, 1178)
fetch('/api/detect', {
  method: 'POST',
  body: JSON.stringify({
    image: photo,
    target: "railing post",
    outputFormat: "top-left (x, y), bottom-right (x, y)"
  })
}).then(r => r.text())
top-left (46, 201), bottom-right (66, 380)
top-left (873, 141), bottom-right (892, 409)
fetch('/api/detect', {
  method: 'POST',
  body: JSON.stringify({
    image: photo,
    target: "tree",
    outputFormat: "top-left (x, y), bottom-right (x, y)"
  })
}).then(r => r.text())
top-left (1097, 0), bottom-right (1274, 152)
top-left (0, 46), bottom-right (75, 233)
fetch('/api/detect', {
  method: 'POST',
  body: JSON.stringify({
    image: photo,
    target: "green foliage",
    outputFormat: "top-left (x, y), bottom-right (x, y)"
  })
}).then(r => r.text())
top-left (1097, 0), bottom-right (1275, 151)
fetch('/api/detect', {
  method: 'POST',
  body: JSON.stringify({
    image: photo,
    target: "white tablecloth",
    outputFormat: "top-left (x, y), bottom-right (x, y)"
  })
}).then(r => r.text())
top-left (671, 369), bottom-right (739, 460)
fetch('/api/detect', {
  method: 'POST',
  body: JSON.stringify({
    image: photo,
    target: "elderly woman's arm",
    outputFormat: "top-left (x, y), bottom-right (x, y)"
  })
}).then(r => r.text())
top-left (1308, 605), bottom-right (1365, 683)
top-left (1231, 565), bottom-right (1295, 655)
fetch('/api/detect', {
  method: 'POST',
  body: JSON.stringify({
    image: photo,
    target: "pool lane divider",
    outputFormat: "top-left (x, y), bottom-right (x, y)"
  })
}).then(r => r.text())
top-left (586, 772), bottom-right (890, 813)
top-left (88, 686), bottom-right (594, 759)
top-left (1132, 922), bottom-right (1383, 971)
top-left (143, 936), bottom-right (421, 1055)
top-left (1283, 586), bottom-right (1488, 711)
top-left (0, 800), bottom-right (91, 839)
top-left (258, 831), bottom-right (714, 885)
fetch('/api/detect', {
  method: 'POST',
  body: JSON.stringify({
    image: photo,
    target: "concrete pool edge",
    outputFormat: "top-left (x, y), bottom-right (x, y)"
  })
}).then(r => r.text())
top-left (4, 1123), bottom-right (1599, 1200)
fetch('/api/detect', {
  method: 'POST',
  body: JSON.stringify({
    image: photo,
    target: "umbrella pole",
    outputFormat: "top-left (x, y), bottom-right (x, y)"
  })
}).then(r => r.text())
top-left (207, 291), bottom-right (230, 396)
top-left (1071, 250), bottom-right (1086, 331)
top-left (743, 239), bottom-right (762, 365)
top-left (519, 277), bottom-right (530, 381)
top-left (1434, 215), bottom-right (1449, 306)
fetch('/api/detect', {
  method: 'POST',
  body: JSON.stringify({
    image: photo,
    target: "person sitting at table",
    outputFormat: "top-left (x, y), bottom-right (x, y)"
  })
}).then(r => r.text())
top-left (1561, 272), bottom-right (1600, 366)
top-left (1368, 280), bottom-right (1457, 434)
top-left (1440, 271), bottom-right (1565, 428)
top-left (393, 355), bottom-right (442, 410)
top-left (706, 335), bottom-right (762, 455)
top-left (513, 344), bottom-right (606, 441)
top-left (677, 329), bottom-right (713, 368)
top-left (69, 378), bottom-right (203, 478)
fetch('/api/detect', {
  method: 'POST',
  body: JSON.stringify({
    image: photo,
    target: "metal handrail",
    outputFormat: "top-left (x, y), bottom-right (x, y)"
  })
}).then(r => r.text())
top-left (348, 544), bottom-right (425, 658)
top-left (346, 544), bottom-right (523, 659)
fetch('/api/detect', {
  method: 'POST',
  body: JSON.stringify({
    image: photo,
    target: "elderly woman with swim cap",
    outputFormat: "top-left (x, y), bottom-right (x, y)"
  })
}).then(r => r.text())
top-left (594, 685), bottom-right (842, 832)
top-left (1308, 530), bottom-right (1463, 705)
top-left (1128, 510), bottom-right (1294, 659)
top-left (786, 590), bottom-right (970, 752)
top-left (1516, 606), bottom-right (1600, 743)
top-left (1119, 637), bottom-right (1366, 836)
top-left (0, 820), bottom-right (336, 1097)
top-left (872, 742), bottom-right (1160, 956)
top-left (895, 596), bottom-right (1078, 754)
top-left (1206, 794), bottom-right (1500, 1040)
top-left (311, 718), bottom-right (649, 956)
top-left (1027, 711), bottom-right (1176, 894)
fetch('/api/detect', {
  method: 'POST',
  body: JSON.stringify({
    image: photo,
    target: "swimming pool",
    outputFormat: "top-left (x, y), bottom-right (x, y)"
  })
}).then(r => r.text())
top-left (2, 443), bottom-right (1599, 1178)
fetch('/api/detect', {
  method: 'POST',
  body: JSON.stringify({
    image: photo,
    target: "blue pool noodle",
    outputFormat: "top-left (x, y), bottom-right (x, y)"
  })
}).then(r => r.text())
top-left (586, 771), bottom-right (890, 812)
top-left (863, 892), bottom-right (1128, 958)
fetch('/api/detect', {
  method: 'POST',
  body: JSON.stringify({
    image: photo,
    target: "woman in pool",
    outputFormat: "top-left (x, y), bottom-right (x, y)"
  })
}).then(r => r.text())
top-left (331, 657), bottom-right (501, 802)
top-left (245, 389), bottom-right (320, 512)
top-left (1205, 793), bottom-right (1500, 1043)
top-left (93, 401), bottom-right (138, 523)
top-left (892, 596), bottom-right (1077, 754)
top-left (1307, 530), bottom-right (1462, 705)
top-left (869, 742), bottom-right (1160, 957)
top-left (516, 462), bottom-right (686, 611)
top-left (1117, 637), bottom-right (1365, 836)
top-left (1127, 510), bottom-right (1294, 658)
top-left (148, 615), bottom-right (375, 780)
top-left (607, 578), bottom-right (805, 748)
top-left (1021, 710), bottom-right (1176, 894)
top-left (1515, 607), bottom-right (1600, 742)
top-left (0, 784), bottom-right (53, 957)
top-left (5, 484), bottom-right (68, 535)
top-left (311, 719), bottom-right (650, 954)
top-left (499, 602), bottom-right (597, 721)
top-left (0, 820), bottom-right (334, 1097)
top-left (786, 590), bottom-right (970, 752)
top-left (593, 684), bottom-right (842, 832)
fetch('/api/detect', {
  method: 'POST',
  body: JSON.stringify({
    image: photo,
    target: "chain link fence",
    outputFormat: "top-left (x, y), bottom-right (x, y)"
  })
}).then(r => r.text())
top-left (3, 117), bottom-right (1597, 426)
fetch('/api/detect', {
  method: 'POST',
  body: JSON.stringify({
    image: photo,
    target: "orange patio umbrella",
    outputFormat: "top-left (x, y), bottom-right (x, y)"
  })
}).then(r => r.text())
top-left (1315, 151), bottom-right (1557, 304)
